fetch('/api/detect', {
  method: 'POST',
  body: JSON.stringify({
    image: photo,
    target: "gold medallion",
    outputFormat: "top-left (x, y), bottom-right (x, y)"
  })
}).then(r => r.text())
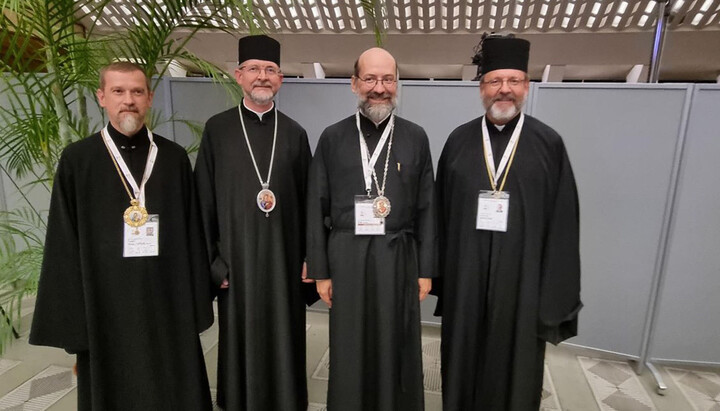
top-left (372, 195), bottom-right (391, 218)
top-left (123, 199), bottom-right (148, 227)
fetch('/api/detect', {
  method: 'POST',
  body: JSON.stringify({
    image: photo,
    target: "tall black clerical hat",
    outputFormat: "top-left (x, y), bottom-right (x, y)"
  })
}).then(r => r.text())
top-left (238, 35), bottom-right (280, 66)
top-left (472, 33), bottom-right (530, 80)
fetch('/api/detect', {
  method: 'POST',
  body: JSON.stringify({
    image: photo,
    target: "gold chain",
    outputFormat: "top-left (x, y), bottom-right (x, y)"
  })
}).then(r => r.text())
top-left (100, 130), bottom-right (137, 204)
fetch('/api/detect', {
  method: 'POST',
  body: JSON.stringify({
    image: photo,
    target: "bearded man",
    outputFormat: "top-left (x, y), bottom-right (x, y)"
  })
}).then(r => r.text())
top-left (433, 34), bottom-right (582, 411)
top-left (195, 35), bottom-right (317, 410)
top-left (30, 62), bottom-right (213, 410)
top-left (306, 47), bottom-right (437, 411)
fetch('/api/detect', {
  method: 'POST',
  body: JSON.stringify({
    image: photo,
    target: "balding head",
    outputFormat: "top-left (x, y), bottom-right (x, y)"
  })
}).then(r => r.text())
top-left (353, 47), bottom-right (397, 78)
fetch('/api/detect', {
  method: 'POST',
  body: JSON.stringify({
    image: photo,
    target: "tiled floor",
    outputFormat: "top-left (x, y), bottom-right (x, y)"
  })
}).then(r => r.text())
top-left (1, 298), bottom-right (718, 411)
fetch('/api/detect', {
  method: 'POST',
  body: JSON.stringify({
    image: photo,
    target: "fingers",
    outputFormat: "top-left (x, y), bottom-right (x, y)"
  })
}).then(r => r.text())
top-left (316, 279), bottom-right (333, 308)
top-left (220, 278), bottom-right (230, 289)
top-left (418, 278), bottom-right (432, 301)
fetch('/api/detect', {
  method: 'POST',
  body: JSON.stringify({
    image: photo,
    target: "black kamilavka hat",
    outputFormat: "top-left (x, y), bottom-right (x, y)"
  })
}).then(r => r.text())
top-left (238, 35), bottom-right (280, 66)
top-left (472, 34), bottom-right (530, 80)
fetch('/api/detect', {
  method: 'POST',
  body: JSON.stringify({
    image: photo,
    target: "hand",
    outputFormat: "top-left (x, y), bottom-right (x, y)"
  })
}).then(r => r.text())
top-left (418, 278), bottom-right (432, 301)
top-left (220, 278), bottom-right (229, 289)
top-left (301, 262), bottom-right (314, 283)
top-left (316, 279), bottom-right (333, 308)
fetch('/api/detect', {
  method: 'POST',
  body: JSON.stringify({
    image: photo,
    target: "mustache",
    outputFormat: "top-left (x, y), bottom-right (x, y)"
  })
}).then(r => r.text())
top-left (367, 91), bottom-right (393, 100)
top-left (120, 107), bottom-right (139, 113)
top-left (252, 80), bottom-right (272, 87)
top-left (492, 95), bottom-right (516, 103)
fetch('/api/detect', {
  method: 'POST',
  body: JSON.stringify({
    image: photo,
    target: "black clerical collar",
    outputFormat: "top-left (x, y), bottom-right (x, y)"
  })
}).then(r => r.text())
top-left (241, 99), bottom-right (275, 124)
top-left (485, 113), bottom-right (521, 135)
top-left (106, 123), bottom-right (150, 151)
top-left (359, 111), bottom-right (392, 132)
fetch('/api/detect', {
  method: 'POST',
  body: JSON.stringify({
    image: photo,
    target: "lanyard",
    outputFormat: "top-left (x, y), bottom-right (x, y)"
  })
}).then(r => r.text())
top-left (101, 126), bottom-right (158, 208)
top-left (481, 113), bottom-right (524, 192)
top-left (356, 112), bottom-right (394, 194)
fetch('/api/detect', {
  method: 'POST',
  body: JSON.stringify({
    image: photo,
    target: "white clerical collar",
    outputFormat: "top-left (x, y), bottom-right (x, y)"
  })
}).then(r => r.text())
top-left (494, 124), bottom-right (506, 131)
top-left (359, 110), bottom-right (393, 128)
top-left (243, 99), bottom-right (275, 121)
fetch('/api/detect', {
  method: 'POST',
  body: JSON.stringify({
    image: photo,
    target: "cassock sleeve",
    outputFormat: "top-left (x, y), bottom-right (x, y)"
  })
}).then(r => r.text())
top-left (297, 129), bottom-right (320, 305)
top-left (538, 143), bottom-right (583, 344)
top-left (430, 138), bottom-right (451, 315)
top-left (182, 155), bottom-right (214, 333)
top-left (194, 127), bottom-right (229, 291)
top-left (306, 133), bottom-right (331, 280)
top-left (29, 151), bottom-right (89, 353)
top-left (414, 134), bottom-right (438, 278)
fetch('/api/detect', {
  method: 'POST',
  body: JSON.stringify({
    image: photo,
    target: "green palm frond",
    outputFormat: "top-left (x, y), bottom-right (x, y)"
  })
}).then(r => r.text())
top-left (361, 0), bottom-right (385, 47)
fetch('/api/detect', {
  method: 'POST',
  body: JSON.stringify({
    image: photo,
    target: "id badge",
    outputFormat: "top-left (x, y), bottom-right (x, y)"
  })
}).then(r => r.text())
top-left (476, 191), bottom-right (509, 232)
top-left (355, 195), bottom-right (385, 235)
top-left (123, 214), bottom-right (159, 257)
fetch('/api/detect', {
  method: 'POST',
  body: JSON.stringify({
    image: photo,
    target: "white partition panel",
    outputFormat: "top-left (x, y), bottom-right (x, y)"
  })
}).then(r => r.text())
top-left (398, 81), bottom-right (483, 168)
top-left (531, 84), bottom-right (690, 358)
top-left (166, 78), bottom-right (238, 149)
top-left (277, 79), bottom-right (357, 152)
top-left (649, 85), bottom-right (720, 365)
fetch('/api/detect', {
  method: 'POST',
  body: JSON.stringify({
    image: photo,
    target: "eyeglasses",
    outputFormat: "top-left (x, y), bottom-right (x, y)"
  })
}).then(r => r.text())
top-left (358, 77), bottom-right (397, 87)
top-left (240, 65), bottom-right (281, 77)
top-left (481, 77), bottom-right (527, 89)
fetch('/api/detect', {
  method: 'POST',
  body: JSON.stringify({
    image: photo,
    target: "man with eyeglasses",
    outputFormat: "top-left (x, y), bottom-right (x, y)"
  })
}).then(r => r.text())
top-left (306, 47), bottom-right (436, 411)
top-left (195, 35), bottom-right (317, 411)
top-left (433, 34), bottom-right (582, 411)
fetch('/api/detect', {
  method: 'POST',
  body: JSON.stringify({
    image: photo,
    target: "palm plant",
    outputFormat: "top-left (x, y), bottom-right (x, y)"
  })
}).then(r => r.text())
top-left (0, 0), bottom-right (257, 354)
top-left (360, 0), bottom-right (386, 47)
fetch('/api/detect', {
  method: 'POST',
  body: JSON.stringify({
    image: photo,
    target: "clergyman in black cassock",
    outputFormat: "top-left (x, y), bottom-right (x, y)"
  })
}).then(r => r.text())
top-left (307, 48), bottom-right (436, 411)
top-left (434, 35), bottom-right (582, 411)
top-left (194, 35), bottom-right (317, 410)
top-left (29, 63), bottom-right (213, 410)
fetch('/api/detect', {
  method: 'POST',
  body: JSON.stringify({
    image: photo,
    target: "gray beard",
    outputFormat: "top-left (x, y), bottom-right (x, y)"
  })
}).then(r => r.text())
top-left (118, 114), bottom-right (142, 135)
top-left (488, 103), bottom-right (519, 123)
top-left (358, 99), bottom-right (395, 125)
top-left (249, 87), bottom-right (275, 106)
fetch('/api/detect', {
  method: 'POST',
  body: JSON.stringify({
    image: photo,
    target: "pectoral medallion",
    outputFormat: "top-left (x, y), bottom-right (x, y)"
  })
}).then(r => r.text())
top-left (124, 199), bottom-right (149, 227)
top-left (372, 195), bottom-right (391, 218)
top-left (257, 188), bottom-right (276, 217)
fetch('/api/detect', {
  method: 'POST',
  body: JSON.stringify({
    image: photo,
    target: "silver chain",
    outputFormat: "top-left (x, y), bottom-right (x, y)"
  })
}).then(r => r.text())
top-left (238, 104), bottom-right (278, 189)
top-left (370, 123), bottom-right (394, 197)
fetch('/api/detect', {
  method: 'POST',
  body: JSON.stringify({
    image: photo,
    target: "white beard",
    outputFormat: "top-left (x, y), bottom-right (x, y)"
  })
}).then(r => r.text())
top-left (488, 103), bottom-right (519, 124)
top-left (118, 114), bottom-right (142, 135)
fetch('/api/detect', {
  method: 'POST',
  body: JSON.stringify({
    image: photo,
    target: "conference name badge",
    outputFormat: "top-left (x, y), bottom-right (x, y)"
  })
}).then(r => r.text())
top-left (355, 195), bottom-right (385, 235)
top-left (124, 214), bottom-right (160, 257)
top-left (476, 191), bottom-right (509, 232)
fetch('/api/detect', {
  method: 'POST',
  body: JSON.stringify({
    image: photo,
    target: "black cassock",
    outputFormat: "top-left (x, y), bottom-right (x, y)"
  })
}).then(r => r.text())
top-left (30, 125), bottom-right (213, 410)
top-left (195, 103), bottom-right (316, 411)
top-left (307, 114), bottom-right (437, 411)
top-left (434, 114), bottom-right (582, 411)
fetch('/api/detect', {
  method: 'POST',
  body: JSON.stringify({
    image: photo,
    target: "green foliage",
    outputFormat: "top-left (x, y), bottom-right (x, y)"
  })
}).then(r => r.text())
top-left (0, 0), bottom-right (248, 355)
top-left (361, 0), bottom-right (385, 47)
